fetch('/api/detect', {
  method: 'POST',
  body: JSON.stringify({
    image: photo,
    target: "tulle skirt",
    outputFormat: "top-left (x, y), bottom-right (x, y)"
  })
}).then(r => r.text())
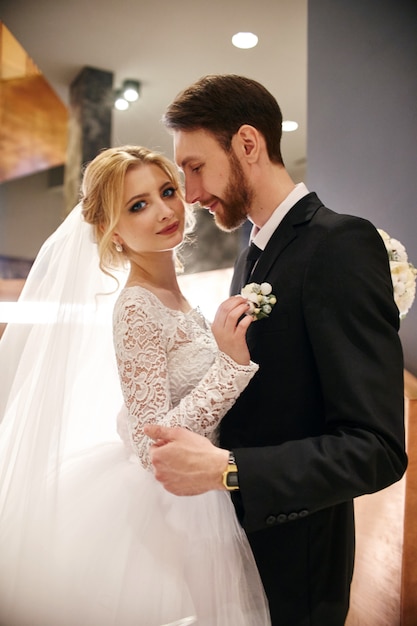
top-left (0, 442), bottom-right (270, 626)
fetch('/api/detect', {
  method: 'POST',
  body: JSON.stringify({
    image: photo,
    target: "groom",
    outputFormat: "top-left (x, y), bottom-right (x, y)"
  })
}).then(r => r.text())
top-left (145, 74), bottom-right (407, 625)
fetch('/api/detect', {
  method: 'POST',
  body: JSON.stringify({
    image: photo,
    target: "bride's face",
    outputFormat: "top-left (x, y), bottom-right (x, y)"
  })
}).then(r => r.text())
top-left (113, 163), bottom-right (185, 254)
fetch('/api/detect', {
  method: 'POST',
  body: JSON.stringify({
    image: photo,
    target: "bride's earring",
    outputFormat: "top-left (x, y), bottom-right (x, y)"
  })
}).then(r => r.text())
top-left (114, 241), bottom-right (123, 253)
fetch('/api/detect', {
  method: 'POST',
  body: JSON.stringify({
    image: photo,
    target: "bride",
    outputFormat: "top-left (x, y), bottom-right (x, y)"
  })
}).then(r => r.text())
top-left (0, 145), bottom-right (270, 625)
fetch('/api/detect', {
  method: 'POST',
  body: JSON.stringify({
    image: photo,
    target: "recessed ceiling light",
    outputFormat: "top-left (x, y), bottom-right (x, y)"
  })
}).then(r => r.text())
top-left (232, 32), bottom-right (258, 49)
top-left (282, 120), bottom-right (299, 132)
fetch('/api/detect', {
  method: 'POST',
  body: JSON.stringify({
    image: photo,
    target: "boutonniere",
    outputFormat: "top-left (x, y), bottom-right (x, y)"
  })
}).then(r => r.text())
top-left (378, 229), bottom-right (417, 319)
top-left (241, 282), bottom-right (277, 320)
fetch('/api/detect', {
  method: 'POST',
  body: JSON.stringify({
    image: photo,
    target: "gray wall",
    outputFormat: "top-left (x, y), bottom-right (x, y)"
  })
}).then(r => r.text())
top-left (307, 0), bottom-right (417, 375)
top-left (0, 169), bottom-right (65, 262)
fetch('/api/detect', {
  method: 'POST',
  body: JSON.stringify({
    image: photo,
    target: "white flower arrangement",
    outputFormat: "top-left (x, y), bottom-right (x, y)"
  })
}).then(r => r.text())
top-left (378, 229), bottom-right (417, 319)
top-left (241, 282), bottom-right (277, 320)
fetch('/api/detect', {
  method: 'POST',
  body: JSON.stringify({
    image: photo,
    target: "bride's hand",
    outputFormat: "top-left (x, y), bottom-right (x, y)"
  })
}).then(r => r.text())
top-left (211, 296), bottom-right (253, 365)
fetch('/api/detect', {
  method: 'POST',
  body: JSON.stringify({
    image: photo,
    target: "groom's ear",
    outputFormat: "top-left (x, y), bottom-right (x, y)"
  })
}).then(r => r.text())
top-left (232, 125), bottom-right (262, 164)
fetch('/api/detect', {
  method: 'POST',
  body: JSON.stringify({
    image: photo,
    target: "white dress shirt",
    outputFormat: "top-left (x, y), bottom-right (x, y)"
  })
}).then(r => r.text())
top-left (250, 182), bottom-right (310, 251)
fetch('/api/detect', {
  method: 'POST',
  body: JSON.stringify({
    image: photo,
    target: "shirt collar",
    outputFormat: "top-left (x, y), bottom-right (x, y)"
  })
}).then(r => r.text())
top-left (250, 182), bottom-right (309, 250)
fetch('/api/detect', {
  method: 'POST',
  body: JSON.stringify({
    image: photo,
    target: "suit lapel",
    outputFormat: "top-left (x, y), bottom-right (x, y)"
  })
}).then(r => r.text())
top-left (242, 193), bottom-right (323, 287)
top-left (251, 221), bottom-right (296, 285)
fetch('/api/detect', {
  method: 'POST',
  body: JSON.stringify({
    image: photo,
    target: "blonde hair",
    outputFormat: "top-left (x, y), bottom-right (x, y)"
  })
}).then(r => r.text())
top-left (81, 145), bottom-right (195, 276)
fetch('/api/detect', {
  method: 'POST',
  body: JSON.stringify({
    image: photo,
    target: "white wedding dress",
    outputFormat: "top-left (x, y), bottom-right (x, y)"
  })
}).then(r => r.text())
top-left (0, 214), bottom-right (271, 626)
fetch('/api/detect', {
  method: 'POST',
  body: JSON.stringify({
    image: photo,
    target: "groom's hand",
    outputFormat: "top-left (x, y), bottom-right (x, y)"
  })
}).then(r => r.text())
top-left (144, 425), bottom-right (229, 496)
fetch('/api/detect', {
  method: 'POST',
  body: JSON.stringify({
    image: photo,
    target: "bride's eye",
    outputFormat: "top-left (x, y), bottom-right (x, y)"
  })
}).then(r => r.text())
top-left (129, 200), bottom-right (146, 212)
top-left (162, 187), bottom-right (177, 198)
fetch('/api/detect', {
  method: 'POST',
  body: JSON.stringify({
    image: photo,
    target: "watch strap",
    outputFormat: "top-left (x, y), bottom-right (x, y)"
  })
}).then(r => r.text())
top-left (222, 451), bottom-right (239, 491)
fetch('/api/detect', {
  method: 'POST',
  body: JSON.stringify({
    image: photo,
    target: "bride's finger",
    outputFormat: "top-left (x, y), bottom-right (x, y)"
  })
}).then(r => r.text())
top-left (213, 296), bottom-right (249, 327)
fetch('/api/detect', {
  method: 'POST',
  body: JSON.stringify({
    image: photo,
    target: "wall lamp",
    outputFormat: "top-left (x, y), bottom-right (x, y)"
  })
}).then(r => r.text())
top-left (114, 79), bottom-right (141, 111)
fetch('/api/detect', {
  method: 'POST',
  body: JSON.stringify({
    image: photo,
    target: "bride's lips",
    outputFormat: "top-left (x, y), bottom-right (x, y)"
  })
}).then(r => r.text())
top-left (157, 221), bottom-right (180, 235)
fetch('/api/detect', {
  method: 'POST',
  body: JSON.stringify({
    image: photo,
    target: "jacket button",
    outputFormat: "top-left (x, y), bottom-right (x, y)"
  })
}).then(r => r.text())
top-left (266, 515), bottom-right (277, 526)
top-left (299, 509), bottom-right (309, 518)
top-left (288, 512), bottom-right (299, 521)
top-left (277, 514), bottom-right (287, 524)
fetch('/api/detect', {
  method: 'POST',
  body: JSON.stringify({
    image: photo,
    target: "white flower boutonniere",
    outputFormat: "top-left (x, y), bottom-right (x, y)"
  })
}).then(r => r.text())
top-left (241, 282), bottom-right (277, 320)
top-left (378, 229), bottom-right (417, 319)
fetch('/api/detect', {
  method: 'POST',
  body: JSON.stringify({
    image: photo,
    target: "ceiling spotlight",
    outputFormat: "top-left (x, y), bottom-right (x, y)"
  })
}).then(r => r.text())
top-left (114, 90), bottom-right (129, 111)
top-left (114, 79), bottom-right (141, 111)
top-left (282, 120), bottom-right (299, 132)
top-left (232, 32), bottom-right (258, 49)
top-left (122, 79), bottom-right (140, 102)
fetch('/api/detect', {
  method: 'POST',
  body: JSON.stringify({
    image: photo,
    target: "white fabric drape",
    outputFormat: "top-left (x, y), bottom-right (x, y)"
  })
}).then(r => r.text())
top-left (0, 205), bottom-right (127, 614)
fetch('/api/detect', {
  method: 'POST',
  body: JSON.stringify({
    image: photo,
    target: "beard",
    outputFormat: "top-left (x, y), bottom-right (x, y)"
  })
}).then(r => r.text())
top-left (213, 151), bottom-right (254, 232)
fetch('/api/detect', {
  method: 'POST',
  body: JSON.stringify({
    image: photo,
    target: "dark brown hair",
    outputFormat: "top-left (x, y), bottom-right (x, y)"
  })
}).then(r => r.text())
top-left (163, 74), bottom-right (284, 164)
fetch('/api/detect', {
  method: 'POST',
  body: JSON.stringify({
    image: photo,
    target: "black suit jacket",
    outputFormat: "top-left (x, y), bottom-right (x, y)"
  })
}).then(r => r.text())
top-left (221, 193), bottom-right (407, 626)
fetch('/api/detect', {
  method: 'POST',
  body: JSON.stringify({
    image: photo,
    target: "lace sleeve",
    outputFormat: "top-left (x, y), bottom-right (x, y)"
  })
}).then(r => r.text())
top-left (113, 291), bottom-right (258, 469)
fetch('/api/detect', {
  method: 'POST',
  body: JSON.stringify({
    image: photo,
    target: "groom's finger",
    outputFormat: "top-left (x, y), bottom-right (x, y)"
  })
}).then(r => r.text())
top-left (144, 424), bottom-right (170, 441)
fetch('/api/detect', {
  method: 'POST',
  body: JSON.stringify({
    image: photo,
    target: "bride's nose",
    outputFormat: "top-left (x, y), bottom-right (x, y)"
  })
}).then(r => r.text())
top-left (158, 199), bottom-right (175, 220)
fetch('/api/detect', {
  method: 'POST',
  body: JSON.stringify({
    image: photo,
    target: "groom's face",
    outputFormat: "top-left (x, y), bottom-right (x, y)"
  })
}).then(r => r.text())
top-left (173, 128), bottom-right (253, 232)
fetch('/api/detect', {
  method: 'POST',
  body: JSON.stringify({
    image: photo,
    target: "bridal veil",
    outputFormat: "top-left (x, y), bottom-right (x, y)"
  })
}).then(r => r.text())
top-left (0, 204), bottom-right (127, 612)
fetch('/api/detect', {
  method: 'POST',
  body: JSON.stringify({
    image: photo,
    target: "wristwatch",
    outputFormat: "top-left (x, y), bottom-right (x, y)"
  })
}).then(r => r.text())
top-left (222, 451), bottom-right (239, 491)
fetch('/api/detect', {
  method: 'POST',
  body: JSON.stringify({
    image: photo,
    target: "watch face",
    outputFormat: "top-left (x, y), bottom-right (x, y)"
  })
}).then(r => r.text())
top-left (226, 471), bottom-right (239, 487)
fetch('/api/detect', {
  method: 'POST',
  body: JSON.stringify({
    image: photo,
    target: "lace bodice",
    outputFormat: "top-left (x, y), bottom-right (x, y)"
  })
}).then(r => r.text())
top-left (113, 286), bottom-right (258, 468)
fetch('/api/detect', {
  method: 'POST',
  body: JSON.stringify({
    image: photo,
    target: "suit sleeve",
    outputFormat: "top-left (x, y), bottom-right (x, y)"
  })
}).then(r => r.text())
top-left (235, 218), bottom-right (407, 533)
